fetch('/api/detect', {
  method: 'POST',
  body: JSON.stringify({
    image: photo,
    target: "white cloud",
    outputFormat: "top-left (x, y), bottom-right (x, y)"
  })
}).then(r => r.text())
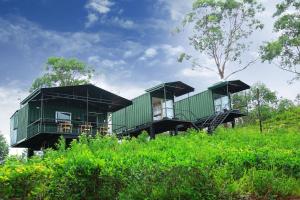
top-left (139, 48), bottom-right (158, 60)
top-left (88, 56), bottom-right (126, 69)
top-left (0, 85), bottom-right (28, 155)
top-left (157, 0), bottom-right (193, 21)
top-left (145, 48), bottom-right (157, 58)
top-left (84, 0), bottom-right (135, 29)
top-left (85, 13), bottom-right (99, 28)
top-left (181, 67), bottom-right (218, 79)
top-left (91, 74), bottom-right (144, 99)
top-left (85, 0), bottom-right (114, 27)
top-left (123, 50), bottom-right (133, 58)
top-left (86, 0), bottom-right (114, 14)
top-left (0, 17), bottom-right (102, 57)
top-left (111, 17), bottom-right (135, 29)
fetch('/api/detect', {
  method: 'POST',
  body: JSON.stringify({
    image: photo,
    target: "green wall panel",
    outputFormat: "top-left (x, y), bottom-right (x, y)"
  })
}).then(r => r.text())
top-left (16, 104), bottom-right (29, 143)
top-left (112, 93), bottom-right (152, 132)
top-left (175, 90), bottom-right (214, 121)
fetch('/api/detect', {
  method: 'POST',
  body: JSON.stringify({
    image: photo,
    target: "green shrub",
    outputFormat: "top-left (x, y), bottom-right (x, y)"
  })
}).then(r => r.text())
top-left (0, 126), bottom-right (300, 199)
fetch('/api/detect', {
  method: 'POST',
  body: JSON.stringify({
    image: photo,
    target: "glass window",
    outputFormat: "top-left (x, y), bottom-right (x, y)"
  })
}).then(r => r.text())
top-left (152, 97), bottom-right (174, 120)
top-left (162, 100), bottom-right (174, 119)
top-left (214, 95), bottom-right (230, 112)
top-left (56, 111), bottom-right (72, 122)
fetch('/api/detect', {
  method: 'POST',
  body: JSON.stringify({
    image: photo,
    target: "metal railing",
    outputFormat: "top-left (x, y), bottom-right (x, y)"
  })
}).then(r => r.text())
top-left (26, 118), bottom-right (128, 138)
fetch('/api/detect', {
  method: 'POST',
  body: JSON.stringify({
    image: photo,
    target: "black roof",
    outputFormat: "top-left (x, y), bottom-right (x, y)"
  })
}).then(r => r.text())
top-left (146, 81), bottom-right (195, 97)
top-left (21, 84), bottom-right (132, 112)
top-left (208, 80), bottom-right (250, 95)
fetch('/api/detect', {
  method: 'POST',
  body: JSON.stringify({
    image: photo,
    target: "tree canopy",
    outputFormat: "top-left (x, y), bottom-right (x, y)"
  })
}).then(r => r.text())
top-left (31, 57), bottom-right (94, 92)
top-left (261, 0), bottom-right (300, 82)
top-left (0, 133), bottom-right (9, 161)
top-left (178, 0), bottom-right (264, 80)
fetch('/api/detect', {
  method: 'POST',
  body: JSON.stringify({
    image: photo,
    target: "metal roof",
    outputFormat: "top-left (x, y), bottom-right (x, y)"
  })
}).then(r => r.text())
top-left (21, 84), bottom-right (132, 112)
top-left (208, 80), bottom-right (250, 95)
top-left (146, 81), bottom-right (195, 97)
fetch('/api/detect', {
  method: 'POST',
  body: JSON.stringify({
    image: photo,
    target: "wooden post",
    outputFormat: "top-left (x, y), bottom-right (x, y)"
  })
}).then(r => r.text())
top-left (256, 89), bottom-right (263, 133)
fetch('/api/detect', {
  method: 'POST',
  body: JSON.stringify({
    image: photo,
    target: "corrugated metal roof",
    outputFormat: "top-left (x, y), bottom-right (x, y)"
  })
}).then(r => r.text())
top-left (208, 80), bottom-right (250, 94)
top-left (146, 81), bottom-right (194, 97)
top-left (20, 84), bottom-right (132, 112)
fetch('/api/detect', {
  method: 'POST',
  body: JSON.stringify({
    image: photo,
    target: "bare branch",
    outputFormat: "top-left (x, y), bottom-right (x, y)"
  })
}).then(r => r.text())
top-left (191, 60), bottom-right (219, 73)
top-left (274, 62), bottom-right (300, 75)
top-left (224, 58), bottom-right (258, 80)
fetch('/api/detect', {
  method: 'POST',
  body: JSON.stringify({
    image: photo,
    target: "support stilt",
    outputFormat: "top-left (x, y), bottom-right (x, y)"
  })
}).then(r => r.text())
top-left (149, 125), bottom-right (155, 139)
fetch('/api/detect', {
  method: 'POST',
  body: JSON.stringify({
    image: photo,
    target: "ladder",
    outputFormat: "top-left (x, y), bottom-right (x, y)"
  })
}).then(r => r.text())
top-left (207, 111), bottom-right (230, 134)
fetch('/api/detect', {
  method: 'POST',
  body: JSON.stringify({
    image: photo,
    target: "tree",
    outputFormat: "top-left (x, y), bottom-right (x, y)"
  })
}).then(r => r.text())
top-left (0, 133), bottom-right (9, 161)
top-left (178, 0), bottom-right (264, 80)
top-left (31, 57), bottom-right (94, 91)
top-left (261, 0), bottom-right (300, 82)
top-left (232, 82), bottom-right (278, 123)
top-left (295, 94), bottom-right (300, 106)
top-left (277, 98), bottom-right (295, 112)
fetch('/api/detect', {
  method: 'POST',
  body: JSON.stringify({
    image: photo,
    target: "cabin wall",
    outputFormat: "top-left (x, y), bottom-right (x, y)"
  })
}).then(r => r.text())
top-left (175, 90), bottom-right (214, 121)
top-left (112, 93), bottom-right (152, 133)
top-left (15, 104), bottom-right (29, 143)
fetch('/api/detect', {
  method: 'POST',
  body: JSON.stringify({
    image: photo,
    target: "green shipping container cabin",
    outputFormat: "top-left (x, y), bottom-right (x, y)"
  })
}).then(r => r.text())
top-left (112, 81), bottom-right (196, 138)
top-left (112, 80), bottom-right (250, 137)
top-left (10, 84), bottom-right (132, 153)
top-left (175, 80), bottom-right (250, 126)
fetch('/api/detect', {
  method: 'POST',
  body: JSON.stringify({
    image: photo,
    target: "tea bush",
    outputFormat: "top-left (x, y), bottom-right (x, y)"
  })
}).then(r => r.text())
top-left (0, 127), bottom-right (300, 199)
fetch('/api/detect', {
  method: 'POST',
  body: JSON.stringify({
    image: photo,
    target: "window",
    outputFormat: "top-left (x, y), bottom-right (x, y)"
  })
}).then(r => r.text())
top-left (55, 111), bottom-right (72, 123)
top-left (152, 97), bottom-right (174, 121)
top-left (214, 96), bottom-right (230, 113)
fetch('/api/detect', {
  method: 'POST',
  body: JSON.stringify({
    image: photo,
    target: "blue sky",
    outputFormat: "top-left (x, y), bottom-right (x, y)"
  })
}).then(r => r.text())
top-left (0, 0), bottom-right (299, 145)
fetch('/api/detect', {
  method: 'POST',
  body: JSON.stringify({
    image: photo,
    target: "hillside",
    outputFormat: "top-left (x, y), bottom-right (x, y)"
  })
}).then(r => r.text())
top-left (0, 108), bottom-right (300, 200)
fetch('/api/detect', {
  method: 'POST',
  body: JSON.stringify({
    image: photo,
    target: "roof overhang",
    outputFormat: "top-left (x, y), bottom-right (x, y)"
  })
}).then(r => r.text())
top-left (146, 81), bottom-right (194, 97)
top-left (20, 84), bottom-right (132, 112)
top-left (208, 80), bottom-right (250, 95)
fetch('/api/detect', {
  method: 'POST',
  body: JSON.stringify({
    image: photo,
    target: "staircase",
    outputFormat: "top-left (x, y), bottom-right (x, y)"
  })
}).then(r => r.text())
top-left (201, 111), bottom-right (230, 134)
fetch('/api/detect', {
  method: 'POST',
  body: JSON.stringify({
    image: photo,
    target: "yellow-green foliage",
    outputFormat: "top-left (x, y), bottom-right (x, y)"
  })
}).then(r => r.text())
top-left (0, 127), bottom-right (300, 200)
top-left (264, 107), bottom-right (300, 132)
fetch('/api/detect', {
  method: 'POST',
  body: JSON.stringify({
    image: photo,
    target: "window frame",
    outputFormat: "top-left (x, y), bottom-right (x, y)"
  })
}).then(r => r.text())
top-left (55, 111), bottom-right (72, 123)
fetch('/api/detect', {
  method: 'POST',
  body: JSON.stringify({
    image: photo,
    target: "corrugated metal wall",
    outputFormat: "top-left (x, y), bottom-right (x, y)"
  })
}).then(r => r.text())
top-left (175, 90), bottom-right (214, 121)
top-left (10, 112), bottom-right (18, 145)
top-left (16, 104), bottom-right (29, 142)
top-left (112, 93), bottom-right (152, 132)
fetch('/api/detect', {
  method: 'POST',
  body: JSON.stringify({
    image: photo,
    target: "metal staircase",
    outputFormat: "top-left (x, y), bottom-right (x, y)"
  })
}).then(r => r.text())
top-left (201, 111), bottom-right (231, 134)
top-left (174, 113), bottom-right (199, 131)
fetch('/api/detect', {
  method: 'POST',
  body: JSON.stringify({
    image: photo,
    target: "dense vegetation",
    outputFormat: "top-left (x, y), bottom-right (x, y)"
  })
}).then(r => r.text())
top-left (0, 108), bottom-right (300, 200)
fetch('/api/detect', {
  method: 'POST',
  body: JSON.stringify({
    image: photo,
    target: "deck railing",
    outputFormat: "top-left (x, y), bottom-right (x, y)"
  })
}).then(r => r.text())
top-left (26, 118), bottom-right (127, 138)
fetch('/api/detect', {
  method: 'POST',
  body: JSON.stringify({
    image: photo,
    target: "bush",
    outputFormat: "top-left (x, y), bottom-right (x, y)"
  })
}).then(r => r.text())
top-left (1, 127), bottom-right (300, 199)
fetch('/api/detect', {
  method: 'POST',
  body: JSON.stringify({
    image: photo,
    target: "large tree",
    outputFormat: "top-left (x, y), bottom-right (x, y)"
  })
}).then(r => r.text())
top-left (261, 0), bottom-right (300, 82)
top-left (0, 133), bottom-right (9, 161)
top-left (31, 57), bottom-right (94, 91)
top-left (178, 0), bottom-right (264, 80)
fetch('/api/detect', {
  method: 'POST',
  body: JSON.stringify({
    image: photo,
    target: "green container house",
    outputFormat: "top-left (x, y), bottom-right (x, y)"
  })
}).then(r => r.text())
top-left (112, 80), bottom-right (250, 137)
top-left (10, 84), bottom-right (131, 153)
top-left (112, 81), bottom-right (195, 138)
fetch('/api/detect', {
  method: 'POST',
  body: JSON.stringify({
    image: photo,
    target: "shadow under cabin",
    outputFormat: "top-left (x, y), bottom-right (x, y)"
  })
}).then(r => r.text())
top-left (10, 84), bottom-right (132, 156)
